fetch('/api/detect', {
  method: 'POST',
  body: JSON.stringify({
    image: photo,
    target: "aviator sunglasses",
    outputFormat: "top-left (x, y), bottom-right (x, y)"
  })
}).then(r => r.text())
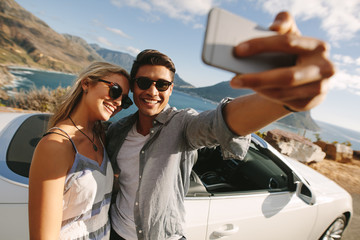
top-left (97, 79), bottom-right (133, 109)
top-left (135, 77), bottom-right (173, 92)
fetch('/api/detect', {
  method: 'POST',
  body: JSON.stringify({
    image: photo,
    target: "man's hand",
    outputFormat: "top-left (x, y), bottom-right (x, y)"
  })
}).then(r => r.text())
top-left (231, 12), bottom-right (335, 112)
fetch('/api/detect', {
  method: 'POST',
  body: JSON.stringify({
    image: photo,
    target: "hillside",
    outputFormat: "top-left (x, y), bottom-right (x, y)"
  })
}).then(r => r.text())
top-left (0, 0), bottom-right (103, 73)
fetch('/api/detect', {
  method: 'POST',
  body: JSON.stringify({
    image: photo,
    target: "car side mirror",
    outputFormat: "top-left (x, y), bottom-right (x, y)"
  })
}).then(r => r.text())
top-left (296, 181), bottom-right (316, 205)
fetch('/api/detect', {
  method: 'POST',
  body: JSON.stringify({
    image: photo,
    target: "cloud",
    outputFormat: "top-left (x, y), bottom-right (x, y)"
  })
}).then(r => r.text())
top-left (110, 0), bottom-right (215, 22)
top-left (193, 23), bottom-right (204, 29)
top-left (333, 54), bottom-right (358, 66)
top-left (92, 19), bottom-right (103, 27)
top-left (106, 27), bottom-right (132, 39)
top-left (110, 0), bottom-right (152, 12)
top-left (96, 36), bottom-right (140, 56)
top-left (109, 0), bottom-right (360, 43)
top-left (254, 0), bottom-right (360, 44)
top-left (125, 46), bottom-right (141, 55)
top-left (329, 69), bottom-right (360, 95)
top-left (329, 54), bottom-right (360, 95)
top-left (97, 36), bottom-right (113, 47)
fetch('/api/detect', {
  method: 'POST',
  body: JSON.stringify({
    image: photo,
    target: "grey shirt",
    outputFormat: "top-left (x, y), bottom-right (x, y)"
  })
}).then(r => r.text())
top-left (106, 98), bottom-right (251, 240)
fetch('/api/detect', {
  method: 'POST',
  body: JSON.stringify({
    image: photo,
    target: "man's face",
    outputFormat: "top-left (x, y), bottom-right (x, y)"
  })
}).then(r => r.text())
top-left (133, 65), bottom-right (173, 121)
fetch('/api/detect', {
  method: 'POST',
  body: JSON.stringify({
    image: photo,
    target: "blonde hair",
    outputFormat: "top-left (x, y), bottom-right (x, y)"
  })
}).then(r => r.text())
top-left (48, 62), bottom-right (130, 129)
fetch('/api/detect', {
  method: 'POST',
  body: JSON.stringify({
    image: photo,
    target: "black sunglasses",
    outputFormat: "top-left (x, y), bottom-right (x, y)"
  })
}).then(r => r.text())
top-left (135, 77), bottom-right (173, 92)
top-left (98, 79), bottom-right (133, 109)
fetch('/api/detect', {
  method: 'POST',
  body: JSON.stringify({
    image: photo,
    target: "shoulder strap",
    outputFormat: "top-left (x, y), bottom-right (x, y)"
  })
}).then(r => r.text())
top-left (43, 127), bottom-right (77, 153)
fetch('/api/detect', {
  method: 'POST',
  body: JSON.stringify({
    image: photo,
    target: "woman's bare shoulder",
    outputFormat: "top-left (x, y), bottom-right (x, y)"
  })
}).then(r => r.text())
top-left (31, 127), bottom-right (75, 174)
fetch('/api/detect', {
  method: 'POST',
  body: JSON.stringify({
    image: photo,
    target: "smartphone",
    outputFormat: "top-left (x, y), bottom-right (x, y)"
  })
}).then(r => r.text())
top-left (202, 8), bottom-right (296, 74)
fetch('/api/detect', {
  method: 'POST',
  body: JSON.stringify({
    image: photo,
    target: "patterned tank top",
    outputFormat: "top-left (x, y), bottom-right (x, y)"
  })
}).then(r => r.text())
top-left (46, 127), bottom-right (114, 240)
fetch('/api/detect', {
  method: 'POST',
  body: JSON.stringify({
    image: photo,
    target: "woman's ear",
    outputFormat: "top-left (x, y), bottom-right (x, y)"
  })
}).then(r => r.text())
top-left (81, 78), bottom-right (90, 93)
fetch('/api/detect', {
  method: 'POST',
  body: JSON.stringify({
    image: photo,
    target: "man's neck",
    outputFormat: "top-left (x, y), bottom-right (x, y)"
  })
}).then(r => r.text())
top-left (136, 115), bottom-right (156, 136)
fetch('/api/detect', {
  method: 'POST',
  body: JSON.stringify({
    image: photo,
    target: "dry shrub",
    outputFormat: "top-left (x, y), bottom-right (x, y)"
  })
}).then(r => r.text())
top-left (0, 88), bottom-right (9, 101)
top-left (308, 159), bottom-right (360, 194)
top-left (10, 86), bottom-right (70, 113)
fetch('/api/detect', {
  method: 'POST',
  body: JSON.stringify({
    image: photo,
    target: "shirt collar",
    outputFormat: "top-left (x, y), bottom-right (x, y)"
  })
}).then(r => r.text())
top-left (154, 104), bottom-right (177, 125)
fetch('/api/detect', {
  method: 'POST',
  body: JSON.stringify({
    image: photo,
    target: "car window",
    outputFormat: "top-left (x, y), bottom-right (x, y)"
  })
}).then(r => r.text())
top-left (193, 142), bottom-right (290, 194)
top-left (7, 114), bottom-right (50, 178)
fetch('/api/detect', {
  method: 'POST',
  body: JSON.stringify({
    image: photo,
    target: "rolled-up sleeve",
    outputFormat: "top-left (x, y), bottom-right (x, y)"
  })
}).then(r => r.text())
top-left (185, 98), bottom-right (251, 160)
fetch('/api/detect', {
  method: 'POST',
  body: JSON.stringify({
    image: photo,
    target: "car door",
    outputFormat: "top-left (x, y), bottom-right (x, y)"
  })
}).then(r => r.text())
top-left (184, 196), bottom-right (210, 239)
top-left (184, 171), bottom-right (211, 239)
top-left (206, 191), bottom-right (317, 239)
top-left (190, 140), bottom-right (318, 240)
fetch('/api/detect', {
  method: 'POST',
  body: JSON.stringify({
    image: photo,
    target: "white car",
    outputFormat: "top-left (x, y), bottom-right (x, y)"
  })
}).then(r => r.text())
top-left (0, 113), bottom-right (353, 240)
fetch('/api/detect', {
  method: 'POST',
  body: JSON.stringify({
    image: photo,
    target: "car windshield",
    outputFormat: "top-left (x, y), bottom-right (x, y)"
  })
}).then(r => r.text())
top-left (7, 114), bottom-right (50, 178)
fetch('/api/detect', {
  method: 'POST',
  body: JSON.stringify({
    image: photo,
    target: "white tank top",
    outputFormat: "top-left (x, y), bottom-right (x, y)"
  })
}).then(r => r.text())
top-left (46, 127), bottom-right (114, 240)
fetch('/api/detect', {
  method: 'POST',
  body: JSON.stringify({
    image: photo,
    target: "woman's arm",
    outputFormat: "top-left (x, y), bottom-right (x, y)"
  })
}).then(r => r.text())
top-left (28, 135), bottom-right (73, 240)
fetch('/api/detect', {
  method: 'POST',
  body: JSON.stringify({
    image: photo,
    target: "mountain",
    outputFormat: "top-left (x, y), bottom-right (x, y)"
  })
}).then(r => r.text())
top-left (181, 80), bottom-right (320, 131)
top-left (182, 80), bottom-right (253, 102)
top-left (278, 111), bottom-right (320, 131)
top-left (91, 44), bottom-right (194, 89)
top-left (90, 44), bottom-right (135, 73)
top-left (0, 0), bottom-right (103, 73)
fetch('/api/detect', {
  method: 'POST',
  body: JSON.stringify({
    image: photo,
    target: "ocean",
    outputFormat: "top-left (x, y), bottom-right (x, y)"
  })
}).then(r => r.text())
top-left (4, 67), bottom-right (360, 151)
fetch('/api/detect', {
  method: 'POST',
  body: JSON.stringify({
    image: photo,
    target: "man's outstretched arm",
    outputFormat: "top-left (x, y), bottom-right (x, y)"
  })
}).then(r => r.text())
top-left (223, 12), bottom-right (335, 136)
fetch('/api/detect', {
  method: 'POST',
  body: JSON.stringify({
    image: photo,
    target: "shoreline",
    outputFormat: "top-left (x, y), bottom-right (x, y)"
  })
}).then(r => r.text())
top-left (7, 64), bottom-right (76, 76)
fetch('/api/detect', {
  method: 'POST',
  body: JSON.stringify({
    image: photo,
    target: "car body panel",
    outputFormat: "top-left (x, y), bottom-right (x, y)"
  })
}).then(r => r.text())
top-left (185, 191), bottom-right (319, 240)
top-left (184, 197), bottom-right (210, 239)
top-left (0, 113), bottom-right (353, 239)
top-left (206, 192), bottom-right (317, 240)
top-left (285, 156), bottom-right (354, 239)
top-left (0, 204), bottom-right (29, 240)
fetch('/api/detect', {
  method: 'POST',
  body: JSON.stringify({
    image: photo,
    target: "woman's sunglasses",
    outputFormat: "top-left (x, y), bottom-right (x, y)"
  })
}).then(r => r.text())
top-left (97, 79), bottom-right (133, 109)
top-left (135, 77), bottom-right (173, 92)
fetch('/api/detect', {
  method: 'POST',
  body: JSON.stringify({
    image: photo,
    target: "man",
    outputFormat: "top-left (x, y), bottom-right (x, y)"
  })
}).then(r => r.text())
top-left (107, 12), bottom-right (334, 240)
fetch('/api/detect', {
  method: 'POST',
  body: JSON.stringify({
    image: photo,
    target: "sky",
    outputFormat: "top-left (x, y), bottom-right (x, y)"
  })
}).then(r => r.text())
top-left (14, 0), bottom-right (360, 132)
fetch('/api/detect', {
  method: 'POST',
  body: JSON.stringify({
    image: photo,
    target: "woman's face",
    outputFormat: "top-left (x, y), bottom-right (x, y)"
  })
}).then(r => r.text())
top-left (85, 73), bottom-right (130, 121)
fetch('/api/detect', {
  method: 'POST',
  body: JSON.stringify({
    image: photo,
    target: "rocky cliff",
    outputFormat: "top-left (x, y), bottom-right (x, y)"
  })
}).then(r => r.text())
top-left (0, 0), bottom-right (103, 73)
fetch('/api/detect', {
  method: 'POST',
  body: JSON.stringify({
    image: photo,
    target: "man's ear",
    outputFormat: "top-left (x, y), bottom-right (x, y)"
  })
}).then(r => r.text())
top-left (169, 83), bottom-right (174, 96)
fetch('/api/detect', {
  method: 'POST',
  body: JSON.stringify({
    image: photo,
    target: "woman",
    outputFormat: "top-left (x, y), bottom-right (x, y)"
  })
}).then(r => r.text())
top-left (28, 62), bottom-right (132, 239)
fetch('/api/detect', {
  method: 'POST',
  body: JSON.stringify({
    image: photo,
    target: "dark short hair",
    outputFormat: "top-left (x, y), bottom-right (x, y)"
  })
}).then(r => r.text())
top-left (130, 49), bottom-right (176, 88)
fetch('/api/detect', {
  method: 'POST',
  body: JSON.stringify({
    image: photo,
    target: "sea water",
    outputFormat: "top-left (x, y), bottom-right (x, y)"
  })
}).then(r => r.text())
top-left (5, 67), bottom-right (360, 151)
